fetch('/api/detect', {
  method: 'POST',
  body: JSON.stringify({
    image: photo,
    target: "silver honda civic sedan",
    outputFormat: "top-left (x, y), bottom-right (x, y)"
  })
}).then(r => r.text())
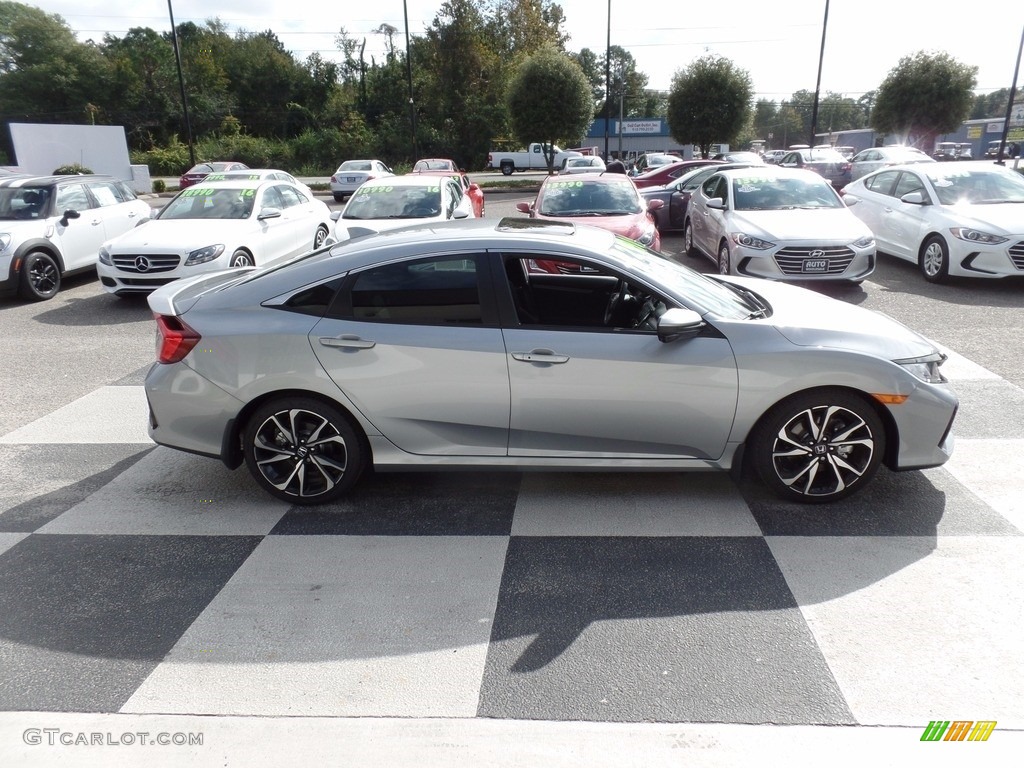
top-left (144, 218), bottom-right (957, 505)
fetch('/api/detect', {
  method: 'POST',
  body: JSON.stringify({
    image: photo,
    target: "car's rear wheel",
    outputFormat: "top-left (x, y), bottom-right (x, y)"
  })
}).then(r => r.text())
top-left (919, 235), bottom-right (950, 284)
top-left (750, 389), bottom-right (885, 503)
top-left (332, 194), bottom-right (345, 202)
top-left (501, 162), bottom-right (514, 176)
top-left (682, 220), bottom-right (697, 257)
top-left (243, 397), bottom-right (367, 504)
top-left (19, 251), bottom-right (61, 301)
top-left (313, 225), bottom-right (329, 249)
top-left (229, 250), bottom-right (253, 267)
top-left (717, 242), bottom-right (731, 275)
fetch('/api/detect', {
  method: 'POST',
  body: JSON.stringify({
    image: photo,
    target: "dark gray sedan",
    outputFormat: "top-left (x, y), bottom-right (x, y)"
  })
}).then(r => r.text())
top-left (778, 147), bottom-right (853, 189)
top-left (145, 218), bottom-right (957, 506)
top-left (639, 162), bottom-right (757, 232)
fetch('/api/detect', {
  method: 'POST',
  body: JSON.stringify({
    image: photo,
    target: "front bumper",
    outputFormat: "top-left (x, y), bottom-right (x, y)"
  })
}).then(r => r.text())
top-left (735, 244), bottom-right (875, 282)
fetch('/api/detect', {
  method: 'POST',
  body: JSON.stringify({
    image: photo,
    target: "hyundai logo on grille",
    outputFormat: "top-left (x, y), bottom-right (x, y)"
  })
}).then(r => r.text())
top-left (809, 249), bottom-right (825, 259)
top-left (134, 256), bottom-right (151, 272)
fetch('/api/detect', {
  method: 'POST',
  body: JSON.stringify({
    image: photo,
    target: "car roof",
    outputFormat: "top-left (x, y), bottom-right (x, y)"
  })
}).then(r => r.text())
top-left (359, 175), bottom-right (452, 188)
top-left (541, 172), bottom-right (636, 184)
top-left (0, 173), bottom-right (122, 189)
top-left (711, 166), bottom-right (827, 181)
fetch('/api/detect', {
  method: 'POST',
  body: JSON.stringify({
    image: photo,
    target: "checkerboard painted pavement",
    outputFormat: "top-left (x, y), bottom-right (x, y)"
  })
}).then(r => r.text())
top-left (0, 345), bottom-right (1022, 763)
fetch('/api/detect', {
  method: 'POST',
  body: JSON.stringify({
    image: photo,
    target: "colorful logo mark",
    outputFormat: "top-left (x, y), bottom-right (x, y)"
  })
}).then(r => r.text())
top-left (920, 720), bottom-right (997, 742)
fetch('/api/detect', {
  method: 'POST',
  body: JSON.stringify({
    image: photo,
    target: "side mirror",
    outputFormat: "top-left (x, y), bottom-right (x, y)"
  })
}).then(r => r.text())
top-left (900, 191), bottom-right (926, 205)
top-left (647, 199), bottom-right (665, 211)
top-left (657, 307), bottom-right (706, 343)
top-left (329, 211), bottom-right (341, 221)
top-left (453, 209), bottom-right (470, 220)
top-left (516, 201), bottom-right (532, 213)
top-left (706, 197), bottom-right (726, 210)
top-left (59, 209), bottom-right (81, 227)
top-left (257, 207), bottom-right (282, 220)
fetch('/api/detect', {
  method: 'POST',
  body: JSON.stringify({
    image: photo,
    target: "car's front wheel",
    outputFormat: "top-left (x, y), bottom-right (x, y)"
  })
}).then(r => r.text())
top-left (717, 242), bottom-right (731, 275)
top-left (750, 389), bottom-right (885, 503)
top-left (243, 397), bottom-right (367, 504)
top-left (313, 225), bottom-right (329, 249)
top-left (919, 235), bottom-right (950, 284)
top-left (229, 250), bottom-right (253, 267)
top-left (19, 250), bottom-right (61, 301)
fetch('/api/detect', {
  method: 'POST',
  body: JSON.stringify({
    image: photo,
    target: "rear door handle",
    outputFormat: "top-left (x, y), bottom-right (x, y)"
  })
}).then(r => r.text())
top-left (319, 335), bottom-right (376, 349)
top-left (511, 349), bottom-right (569, 364)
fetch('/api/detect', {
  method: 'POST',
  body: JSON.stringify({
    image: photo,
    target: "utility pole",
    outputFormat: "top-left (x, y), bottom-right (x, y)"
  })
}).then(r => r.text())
top-left (809, 0), bottom-right (830, 147)
top-left (167, 0), bottom-right (195, 167)
top-left (402, 0), bottom-right (418, 160)
top-left (604, 0), bottom-right (611, 160)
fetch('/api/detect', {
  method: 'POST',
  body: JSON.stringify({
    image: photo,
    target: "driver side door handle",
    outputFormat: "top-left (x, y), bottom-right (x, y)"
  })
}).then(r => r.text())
top-left (511, 349), bottom-right (569, 364)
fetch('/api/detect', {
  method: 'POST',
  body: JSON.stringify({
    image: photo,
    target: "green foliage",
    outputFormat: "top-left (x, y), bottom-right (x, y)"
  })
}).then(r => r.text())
top-left (507, 45), bottom-right (593, 172)
top-left (52, 163), bottom-right (92, 174)
top-left (667, 55), bottom-right (753, 158)
top-left (152, 179), bottom-right (166, 193)
top-left (871, 51), bottom-right (977, 148)
top-left (130, 136), bottom-right (192, 175)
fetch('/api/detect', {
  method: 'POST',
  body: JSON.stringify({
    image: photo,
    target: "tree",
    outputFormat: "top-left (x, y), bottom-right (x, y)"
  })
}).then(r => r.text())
top-left (871, 51), bottom-right (977, 149)
top-left (506, 44), bottom-right (593, 172)
top-left (666, 54), bottom-right (752, 158)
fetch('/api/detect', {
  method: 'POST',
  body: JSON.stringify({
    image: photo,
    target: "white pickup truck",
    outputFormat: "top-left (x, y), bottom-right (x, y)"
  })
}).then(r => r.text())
top-left (486, 143), bottom-right (582, 175)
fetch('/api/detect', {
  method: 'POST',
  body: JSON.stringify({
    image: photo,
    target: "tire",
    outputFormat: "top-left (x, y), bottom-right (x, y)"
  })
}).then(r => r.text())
top-left (501, 162), bottom-right (514, 176)
top-left (332, 194), bottom-right (345, 203)
top-left (750, 388), bottom-right (885, 503)
top-left (682, 220), bottom-right (697, 258)
top-left (243, 397), bottom-right (367, 504)
top-left (19, 250), bottom-right (61, 301)
top-left (313, 225), bottom-right (329, 249)
top-left (919, 235), bottom-right (950, 284)
top-left (717, 242), bottom-right (731, 275)
top-left (229, 250), bottom-right (253, 267)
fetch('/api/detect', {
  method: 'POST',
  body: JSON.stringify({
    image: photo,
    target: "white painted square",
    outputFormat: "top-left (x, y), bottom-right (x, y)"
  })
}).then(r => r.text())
top-left (943, 438), bottom-right (1024, 533)
top-left (0, 386), bottom-right (151, 444)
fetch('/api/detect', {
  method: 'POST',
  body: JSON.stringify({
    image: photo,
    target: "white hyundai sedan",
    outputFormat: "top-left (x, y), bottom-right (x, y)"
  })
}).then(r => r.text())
top-left (97, 180), bottom-right (332, 296)
top-left (840, 161), bottom-right (1024, 283)
top-left (330, 174), bottom-right (476, 242)
top-left (684, 166), bottom-right (876, 283)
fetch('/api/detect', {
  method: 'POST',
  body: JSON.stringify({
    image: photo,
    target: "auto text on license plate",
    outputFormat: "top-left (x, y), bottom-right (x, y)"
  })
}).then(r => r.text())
top-left (803, 259), bottom-right (828, 273)
top-left (347, 177), bottom-right (358, 183)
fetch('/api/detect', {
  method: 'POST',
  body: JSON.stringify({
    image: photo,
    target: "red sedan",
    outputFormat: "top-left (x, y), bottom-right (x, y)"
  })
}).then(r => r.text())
top-left (178, 161), bottom-right (249, 190)
top-left (516, 173), bottom-right (662, 251)
top-left (631, 159), bottom-right (722, 189)
top-left (408, 169), bottom-right (485, 218)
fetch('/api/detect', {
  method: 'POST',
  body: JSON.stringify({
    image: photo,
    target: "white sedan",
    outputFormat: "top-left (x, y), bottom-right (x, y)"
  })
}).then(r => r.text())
top-left (330, 174), bottom-right (476, 242)
top-left (683, 166), bottom-right (876, 283)
top-left (849, 145), bottom-right (934, 182)
top-left (561, 156), bottom-right (607, 174)
top-left (841, 161), bottom-right (1024, 282)
top-left (97, 179), bottom-right (332, 296)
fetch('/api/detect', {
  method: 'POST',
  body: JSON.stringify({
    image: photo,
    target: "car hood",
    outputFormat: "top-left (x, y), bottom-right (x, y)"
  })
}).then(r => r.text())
top-left (942, 202), bottom-right (1024, 232)
top-left (0, 218), bottom-right (50, 233)
top-left (333, 215), bottom-right (444, 241)
top-left (726, 277), bottom-right (939, 359)
top-left (105, 219), bottom-right (248, 251)
top-left (730, 208), bottom-right (871, 241)
top-left (536, 213), bottom-right (650, 240)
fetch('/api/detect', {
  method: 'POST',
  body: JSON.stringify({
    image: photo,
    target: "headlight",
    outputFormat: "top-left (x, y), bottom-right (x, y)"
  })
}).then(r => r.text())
top-left (0, 233), bottom-right (10, 252)
top-left (894, 352), bottom-right (948, 384)
top-left (949, 227), bottom-right (1008, 245)
top-left (853, 235), bottom-right (875, 248)
top-left (98, 246), bottom-right (112, 266)
top-left (730, 233), bottom-right (775, 250)
top-left (184, 244), bottom-right (225, 266)
top-left (637, 224), bottom-right (657, 246)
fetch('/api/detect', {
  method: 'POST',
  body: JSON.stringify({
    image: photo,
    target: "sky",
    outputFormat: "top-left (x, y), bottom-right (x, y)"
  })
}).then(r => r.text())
top-left (35, 0), bottom-right (1024, 103)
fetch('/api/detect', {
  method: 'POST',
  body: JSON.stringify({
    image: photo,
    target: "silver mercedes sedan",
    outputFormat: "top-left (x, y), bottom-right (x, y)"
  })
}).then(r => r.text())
top-left (144, 218), bottom-right (957, 505)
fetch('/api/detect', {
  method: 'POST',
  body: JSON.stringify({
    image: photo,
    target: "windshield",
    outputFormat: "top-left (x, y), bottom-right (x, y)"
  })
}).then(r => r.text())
top-left (157, 187), bottom-right (255, 220)
top-left (732, 174), bottom-right (842, 210)
top-left (0, 186), bottom-right (53, 220)
top-left (610, 238), bottom-right (752, 320)
top-left (342, 184), bottom-right (441, 220)
top-left (925, 167), bottom-right (1024, 205)
top-left (539, 179), bottom-right (643, 216)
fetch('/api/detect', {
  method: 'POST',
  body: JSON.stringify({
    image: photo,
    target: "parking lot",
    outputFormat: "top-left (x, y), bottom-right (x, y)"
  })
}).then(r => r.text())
top-left (1, 190), bottom-right (1023, 765)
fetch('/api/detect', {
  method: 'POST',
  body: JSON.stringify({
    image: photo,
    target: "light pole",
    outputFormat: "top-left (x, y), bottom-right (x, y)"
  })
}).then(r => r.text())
top-left (809, 0), bottom-right (830, 147)
top-left (604, 0), bottom-right (611, 160)
top-left (402, 0), bottom-right (418, 160)
top-left (167, 0), bottom-right (195, 166)
top-left (996, 24), bottom-right (1023, 166)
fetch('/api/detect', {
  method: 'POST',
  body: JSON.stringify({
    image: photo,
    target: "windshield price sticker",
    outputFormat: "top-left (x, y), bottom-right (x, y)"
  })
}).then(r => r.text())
top-left (355, 186), bottom-right (396, 197)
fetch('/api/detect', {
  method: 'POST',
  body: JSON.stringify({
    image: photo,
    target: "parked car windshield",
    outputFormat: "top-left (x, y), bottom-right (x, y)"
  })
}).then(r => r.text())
top-left (611, 238), bottom-right (753, 320)
top-left (157, 187), bottom-right (255, 219)
top-left (923, 166), bottom-right (1024, 205)
top-left (732, 174), bottom-right (843, 210)
top-left (539, 179), bottom-right (643, 216)
top-left (342, 185), bottom-right (442, 220)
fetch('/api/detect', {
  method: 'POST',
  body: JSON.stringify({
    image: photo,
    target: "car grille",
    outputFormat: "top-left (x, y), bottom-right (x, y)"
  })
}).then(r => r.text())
top-left (112, 254), bottom-right (181, 273)
top-left (774, 246), bottom-right (856, 275)
top-left (1009, 241), bottom-right (1024, 269)
top-left (116, 277), bottom-right (178, 287)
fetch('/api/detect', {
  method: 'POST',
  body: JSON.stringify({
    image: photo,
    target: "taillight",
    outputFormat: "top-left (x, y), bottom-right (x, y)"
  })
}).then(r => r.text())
top-left (330, 175), bottom-right (338, 183)
top-left (154, 314), bottom-right (201, 364)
